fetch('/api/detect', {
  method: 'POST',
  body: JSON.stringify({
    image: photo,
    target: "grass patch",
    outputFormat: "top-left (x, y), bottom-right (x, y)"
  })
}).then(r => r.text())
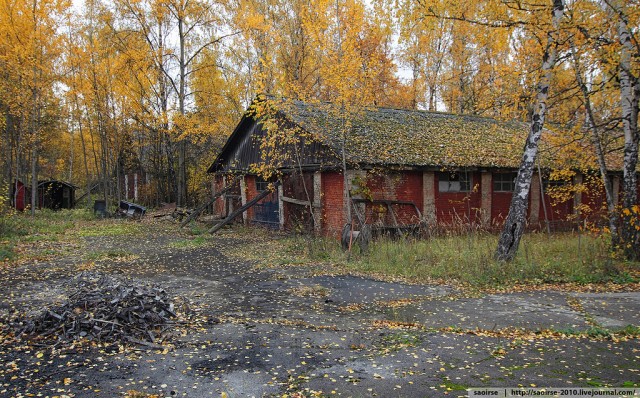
top-left (171, 236), bottom-right (209, 248)
top-left (0, 209), bottom-right (145, 263)
top-left (1, 209), bottom-right (99, 239)
top-left (617, 324), bottom-right (640, 337)
top-left (548, 325), bottom-right (640, 340)
top-left (282, 232), bottom-right (638, 288)
top-left (75, 221), bottom-right (143, 237)
top-left (441, 378), bottom-right (469, 391)
top-left (36, 208), bottom-right (96, 222)
top-left (0, 243), bottom-right (15, 261)
top-left (381, 331), bottom-right (422, 351)
top-left (186, 224), bottom-right (209, 235)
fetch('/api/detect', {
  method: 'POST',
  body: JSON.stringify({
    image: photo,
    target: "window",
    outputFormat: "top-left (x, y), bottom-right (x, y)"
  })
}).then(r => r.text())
top-left (256, 177), bottom-right (270, 192)
top-left (438, 172), bottom-right (471, 192)
top-left (493, 172), bottom-right (517, 192)
top-left (542, 177), bottom-right (566, 190)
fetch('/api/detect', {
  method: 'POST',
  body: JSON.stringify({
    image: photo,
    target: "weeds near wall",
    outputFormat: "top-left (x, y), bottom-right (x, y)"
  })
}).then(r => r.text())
top-left (284, 228), bottom-right (636, 288)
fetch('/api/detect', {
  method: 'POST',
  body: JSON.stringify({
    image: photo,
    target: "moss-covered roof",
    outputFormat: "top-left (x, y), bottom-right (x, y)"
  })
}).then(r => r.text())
top-left (210, 97), bottom-right (622, 173)
top-left (282, 99), bottom-right (542, 169)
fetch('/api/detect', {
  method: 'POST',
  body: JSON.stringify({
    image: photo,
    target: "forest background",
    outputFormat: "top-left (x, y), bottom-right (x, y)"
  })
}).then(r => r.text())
top-left (1, 0), bottom-right (638, 240)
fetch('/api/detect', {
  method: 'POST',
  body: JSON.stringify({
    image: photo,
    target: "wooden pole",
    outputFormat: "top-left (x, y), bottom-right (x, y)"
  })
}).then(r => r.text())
top-left (180, 176), bottom-right (240, 228)
top-left (208, 181), bottom-right (281, 234)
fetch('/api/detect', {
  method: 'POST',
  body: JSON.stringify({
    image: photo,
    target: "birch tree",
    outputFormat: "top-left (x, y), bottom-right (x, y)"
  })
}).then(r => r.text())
top-left (608, 0), bottom-right (640, 260)
top-left (569, 44), bottom-right (618, 245)
top-left (495, 0), bottom-right (565, 261)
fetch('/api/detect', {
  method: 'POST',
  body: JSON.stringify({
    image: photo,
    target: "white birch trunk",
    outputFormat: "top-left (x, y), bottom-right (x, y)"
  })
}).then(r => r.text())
top-left (495, 0), bottom-right (564, 261)
top-left (612, 0), bottom-right (640, 259)
top-left (570, 43), bottom-right (619, 245)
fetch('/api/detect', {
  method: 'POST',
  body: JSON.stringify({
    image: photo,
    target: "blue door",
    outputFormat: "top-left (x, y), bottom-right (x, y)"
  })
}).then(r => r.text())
top-left (252, 179), bottom-right (279, 228)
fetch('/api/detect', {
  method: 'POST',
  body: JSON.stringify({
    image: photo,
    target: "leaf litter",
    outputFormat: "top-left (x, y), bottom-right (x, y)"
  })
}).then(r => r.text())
top-left (0, 222), bottom-right (638, 397)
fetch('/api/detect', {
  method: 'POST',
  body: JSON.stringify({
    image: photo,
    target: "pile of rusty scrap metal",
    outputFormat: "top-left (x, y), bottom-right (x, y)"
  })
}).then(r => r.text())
top-left (152, 202), bottom-right (192, 221)
top-left (16, 273), bottom-right (187, 347)
top-left (117, 200), bottom-right (147, 218)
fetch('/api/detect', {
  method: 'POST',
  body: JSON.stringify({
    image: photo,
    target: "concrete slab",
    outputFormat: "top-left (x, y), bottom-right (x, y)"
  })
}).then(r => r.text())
top-left (380, 292), bottom-right (592, 331)
top-left (571, 292), bottom-right (640, 328)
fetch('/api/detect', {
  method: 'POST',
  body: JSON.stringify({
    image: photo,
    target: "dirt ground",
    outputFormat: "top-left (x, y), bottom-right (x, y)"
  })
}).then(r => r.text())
top-left (0, 224), bottom-right (639, 398)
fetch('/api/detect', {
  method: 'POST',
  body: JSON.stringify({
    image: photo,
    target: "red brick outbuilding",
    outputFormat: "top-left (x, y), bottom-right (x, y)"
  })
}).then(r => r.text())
top-left (208, 98), bottom-right (619, 237)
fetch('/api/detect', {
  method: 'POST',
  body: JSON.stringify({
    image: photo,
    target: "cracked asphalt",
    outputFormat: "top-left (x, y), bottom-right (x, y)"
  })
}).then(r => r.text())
top-left (0, 227), bottom-right (638, 397)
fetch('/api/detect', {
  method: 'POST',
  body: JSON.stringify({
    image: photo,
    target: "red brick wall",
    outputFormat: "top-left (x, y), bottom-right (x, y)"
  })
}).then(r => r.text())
top-left (366, 173), bottom-right (397, 200)
top-left (581, 177), bottom-right (609, 224)
top-left (362, 172), bottom-right (423, 225)
top-left (435, 171), bottom-right (482, 225)
top-left (322, 171), bottom-right (345, 237)
top-left (539, 192), bottom-right (573, 223)
top-left (395, 172), bottom-right (423, 224)
top-left (219, 169), bottom-right (629, 237)
top-left (213, 175), bottom-right (241, 217)
top-left (213, 175), bottom-right (226, 216)
top-left (491, 191), bottom-right (512, 225)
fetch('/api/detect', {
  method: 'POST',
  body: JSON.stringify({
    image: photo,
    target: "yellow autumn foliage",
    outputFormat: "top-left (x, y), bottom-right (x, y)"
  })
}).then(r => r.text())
top-left (0, 0), bottom-right (637, 216)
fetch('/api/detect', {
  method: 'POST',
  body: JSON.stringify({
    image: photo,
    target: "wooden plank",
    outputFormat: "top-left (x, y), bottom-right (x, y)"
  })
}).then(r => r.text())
top-left (73, 182), bottom-right (100, 206)
top-left (240, 176), bottom-right (247, 224)
top-left (281, 196), bottom-right (311, 207)
top-left (278, 185), bottom-right (285, 228)
top-left (313, 172), bottom-right (322, 233)
top-left (180, 176), bottom-right (240, 228)
top-left (386, 202), bottom-right (399, 228)
top-left (208, 181), bottom-right (281, 234)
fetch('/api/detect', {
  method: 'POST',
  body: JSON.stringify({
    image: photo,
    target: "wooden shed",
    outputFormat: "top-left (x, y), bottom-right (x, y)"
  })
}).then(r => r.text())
top-left (38, 180), bottom-right (76, 210)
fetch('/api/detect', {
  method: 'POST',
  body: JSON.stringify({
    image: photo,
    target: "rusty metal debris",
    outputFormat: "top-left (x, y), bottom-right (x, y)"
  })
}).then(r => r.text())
top-left (117, 200), bottom-right (147, 218)
top-left (15, 273), bottom-right (188, 347)
top-left (151, 202), bottom-right (193, 221)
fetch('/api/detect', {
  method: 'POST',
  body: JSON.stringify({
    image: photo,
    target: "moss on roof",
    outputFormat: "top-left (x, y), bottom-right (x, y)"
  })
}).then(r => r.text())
top-left (280, 99), bottom-right (548, 169)
top-left (211, 97), bottom-right (623, 173)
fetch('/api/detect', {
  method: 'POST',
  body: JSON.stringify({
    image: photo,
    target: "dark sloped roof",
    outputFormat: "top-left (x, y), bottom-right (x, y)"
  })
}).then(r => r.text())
top-left (38, 180), bottom-right (77, 189)
top-left (209, 98), bottom-right (620, 173)
top-left (282, 99), bottom-right (533, 169)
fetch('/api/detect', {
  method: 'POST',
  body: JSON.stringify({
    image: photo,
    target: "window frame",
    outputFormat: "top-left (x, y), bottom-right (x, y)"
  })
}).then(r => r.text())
top-left (255, 177), bottom-right (270, 193)
top-left (437, 171), bottom-right (472, 193)
top-left (493, 172), bottom-right (517, 192)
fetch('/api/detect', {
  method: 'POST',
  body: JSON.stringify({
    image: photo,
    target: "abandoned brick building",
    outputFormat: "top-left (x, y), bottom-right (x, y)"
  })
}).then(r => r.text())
top-left (208, 98), bottom-right (619, 237)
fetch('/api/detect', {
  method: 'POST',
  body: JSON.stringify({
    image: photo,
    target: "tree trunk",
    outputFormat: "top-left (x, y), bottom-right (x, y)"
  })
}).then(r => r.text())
top-left (177, 13), bottom-right (187, 207)
top-left (570, 43), bottom-right (619, 246)
top-left (611, 0), bottom-right (640, 260)
top-left (87, 116), bottom-right (101, 201)
top-left (339, 103), bottom-right (351, 225)
top-left (30, 144), bottom-right (37, 216)
top-left (75, 95), bottom-right (92, 206)
top-left (495, 0), bottom-right (564, 261)
top-left (3, 112), bottom-right (14, 206)
top-left (116, 153), bottom-right (121, 204)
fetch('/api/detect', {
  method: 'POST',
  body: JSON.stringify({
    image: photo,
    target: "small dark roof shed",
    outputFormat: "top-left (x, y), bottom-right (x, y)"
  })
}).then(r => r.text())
top-left (38, 180), bottom-right (76, 210)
